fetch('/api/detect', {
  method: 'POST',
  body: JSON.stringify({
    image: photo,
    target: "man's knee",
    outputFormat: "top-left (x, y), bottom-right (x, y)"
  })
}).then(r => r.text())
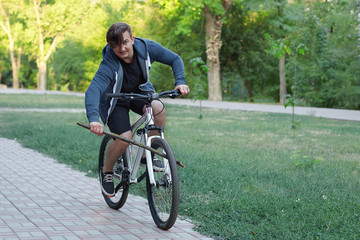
top-left (152, 100), bottom-right (166, 118)
top-left (114, 131), bottom-right (131, 148)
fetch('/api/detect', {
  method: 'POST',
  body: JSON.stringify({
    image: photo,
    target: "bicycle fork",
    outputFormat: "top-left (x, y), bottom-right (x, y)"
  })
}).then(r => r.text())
top-left (145, 135), bottom-right (164, 186)
top-left (143, 105), bottom-right (167, 186)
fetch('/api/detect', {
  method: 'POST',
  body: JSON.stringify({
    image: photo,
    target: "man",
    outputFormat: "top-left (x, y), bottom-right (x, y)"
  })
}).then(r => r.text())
top-left (85, 22), bottom-right (190, 197)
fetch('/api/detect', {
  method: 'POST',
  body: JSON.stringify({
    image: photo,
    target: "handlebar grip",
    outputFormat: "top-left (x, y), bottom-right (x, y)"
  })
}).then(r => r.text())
top-left (106, 93), bottom-right (126, 98)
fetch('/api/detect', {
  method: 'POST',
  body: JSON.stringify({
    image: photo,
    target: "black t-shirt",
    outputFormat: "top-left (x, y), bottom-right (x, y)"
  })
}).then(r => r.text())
top-left (119, 50), bottom-right (146, 93)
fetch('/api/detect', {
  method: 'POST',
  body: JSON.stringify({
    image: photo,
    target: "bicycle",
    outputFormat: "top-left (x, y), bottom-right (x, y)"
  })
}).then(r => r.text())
top-left (97, 90), bottom-right (182, 230)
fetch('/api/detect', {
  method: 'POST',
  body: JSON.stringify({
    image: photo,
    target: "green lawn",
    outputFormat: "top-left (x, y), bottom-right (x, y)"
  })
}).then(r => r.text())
top-left (0, 94), bottom-right (84, 108)
top-left (0, 94), bottom-right (359, 240)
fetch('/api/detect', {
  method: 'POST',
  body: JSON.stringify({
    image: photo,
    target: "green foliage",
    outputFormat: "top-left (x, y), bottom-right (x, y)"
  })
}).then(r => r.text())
top-left (221, 2), bottom-right (278, 102)
top-left (290, 150), bottom-right (321, 171)
top-left (284, 93), bottom-right (301, 129)
top-left (285, 0), bottom-right (360, 109)
top-left (284, 93), bottom-right (295, 109)
top-left (295, 43), bottom-right (307, 56)
top-left (189, 57), bottom-right (208, 119)
top-left (189, 57), bottom-right (208, 101)
top-left (265, 34), bottom-right (291, 58)
top-left (284, 42), bottom-right (308, 129)
top-left (145, 0), bottom-right (207, 94)
top-left (49, 40), bottom-right (85, 91)
top-left (0, 0), bottom-right (359, 109)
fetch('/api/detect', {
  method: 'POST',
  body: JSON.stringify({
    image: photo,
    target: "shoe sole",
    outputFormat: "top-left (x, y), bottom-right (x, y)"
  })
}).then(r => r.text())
top-left (99, 173), bottom-right (115, 197)
top-left (100, 184), bottom-right (115, 197)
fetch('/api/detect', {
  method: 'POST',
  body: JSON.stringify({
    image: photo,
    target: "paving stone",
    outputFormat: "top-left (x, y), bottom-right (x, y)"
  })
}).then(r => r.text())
top-left (0, 138), bottom-right (213, 239)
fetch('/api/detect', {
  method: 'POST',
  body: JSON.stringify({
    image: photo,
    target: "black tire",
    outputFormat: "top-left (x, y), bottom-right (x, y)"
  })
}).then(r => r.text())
top-left (99, 135), bottom-right (129, 209)
top-left (146, 138), bottom-right (180, 230)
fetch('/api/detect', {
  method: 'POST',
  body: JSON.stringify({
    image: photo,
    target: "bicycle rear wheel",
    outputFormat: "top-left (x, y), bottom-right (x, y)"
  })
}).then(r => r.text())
top-left (146, 138), bottom-right (180, 230)
top-left (99, 135), bottom-right (129, 209)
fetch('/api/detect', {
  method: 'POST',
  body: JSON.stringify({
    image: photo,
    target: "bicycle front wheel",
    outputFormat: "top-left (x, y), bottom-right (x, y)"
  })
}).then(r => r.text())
top-left (99, 135), bottom-right (129, 209)
top-left (146, 138), bottom-right (180, 230)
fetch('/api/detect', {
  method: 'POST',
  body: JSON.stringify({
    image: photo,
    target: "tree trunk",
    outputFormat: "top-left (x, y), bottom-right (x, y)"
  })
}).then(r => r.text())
top-left (358, 0), bottom-right (360, 51)
top-left (33, 0), bottom-right (61, 90)
top-left (17, 47), bottom-right (21, 73)
top-left (9, 40), bottom-right (19, 89)
top-left (0, 3), bottom-right (19, 89)
top-left (38, 61), bottom-right (47, 90)
top-left (34, 0), bottom-right (46, 90)
top-left (204, 6), bottom-right (223, 101)
top-left (279, 55), bottom-right (286, 105)
top-left (203, 1), bottom-right (232, 101)
top-left (244, 79), bottom-right (254, 102)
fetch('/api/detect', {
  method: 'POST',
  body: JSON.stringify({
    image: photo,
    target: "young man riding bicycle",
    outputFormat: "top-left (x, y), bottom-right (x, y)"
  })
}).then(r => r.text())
top-left (85, 22), bottom-right (190, 197)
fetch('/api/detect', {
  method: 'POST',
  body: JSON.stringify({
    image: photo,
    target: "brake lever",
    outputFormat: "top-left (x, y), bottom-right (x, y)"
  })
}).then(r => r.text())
top-left (169, 89), bottom-right (181, 99)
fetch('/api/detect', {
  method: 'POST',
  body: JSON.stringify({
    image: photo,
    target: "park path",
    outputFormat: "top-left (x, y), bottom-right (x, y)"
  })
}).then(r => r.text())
top-left (0, 138), bottom-right (212, 240)
top-left (1, 88), bottom-right (359, 121)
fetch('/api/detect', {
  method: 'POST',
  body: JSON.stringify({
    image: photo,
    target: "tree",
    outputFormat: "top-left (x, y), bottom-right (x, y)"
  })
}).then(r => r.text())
top-left (171, 0), bottom-right (237, 101)
top-left (220, 1), bottom-right (278, 102)
top-left (203, 1), bottom-right (233, 101)
top-left (290, 0), bottom-right (360, 109)
top-left (0, 1), bottom-right (23, 89)
top-left (24, 0), bottom-right (93, 90)
top-left (49, 0), bottom-right (108, 91)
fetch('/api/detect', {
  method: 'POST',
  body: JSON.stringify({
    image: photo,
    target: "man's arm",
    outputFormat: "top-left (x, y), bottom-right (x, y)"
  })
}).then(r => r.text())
top-left (85, 63), bottom-right (113, 135)
top-left (147, 40), bottom-right (186, 86)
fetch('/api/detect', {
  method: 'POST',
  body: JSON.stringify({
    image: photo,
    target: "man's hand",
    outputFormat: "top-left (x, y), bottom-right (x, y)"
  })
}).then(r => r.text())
top-left (175, 84), bottom-right (190, 96)
top-left (90, 121), bottom-right (104, 136)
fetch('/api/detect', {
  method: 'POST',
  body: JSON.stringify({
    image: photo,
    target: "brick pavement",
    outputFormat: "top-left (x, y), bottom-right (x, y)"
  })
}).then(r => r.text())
top-left (0, 138), bottom-right (212, 240)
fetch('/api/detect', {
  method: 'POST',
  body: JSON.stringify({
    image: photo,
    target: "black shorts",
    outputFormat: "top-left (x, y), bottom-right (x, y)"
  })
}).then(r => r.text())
top-left (107, 98), bottom-right (150, 135)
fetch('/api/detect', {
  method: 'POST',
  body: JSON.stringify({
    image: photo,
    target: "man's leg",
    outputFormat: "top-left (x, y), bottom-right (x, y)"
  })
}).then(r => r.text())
top-left (100, 130), bottom-right (131, 196)
top-left (103, 130), bottom-right (132, 173)
top-left (148, 100), bottom-right (166, 130)
top-left (101, 105), bottom-right (132, 196)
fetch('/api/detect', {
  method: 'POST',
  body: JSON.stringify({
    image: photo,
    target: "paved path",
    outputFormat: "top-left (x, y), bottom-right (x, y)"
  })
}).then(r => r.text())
top-left (0, 138), bottom-right (212, 240)
top-left (161, 99), bottom-right (360, 122)
top-left (1, 88), bottom-right (359, 121)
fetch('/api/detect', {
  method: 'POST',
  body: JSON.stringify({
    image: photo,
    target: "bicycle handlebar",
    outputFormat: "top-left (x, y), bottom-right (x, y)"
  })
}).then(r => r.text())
top-left (106, 89), bottom-right (181, 100)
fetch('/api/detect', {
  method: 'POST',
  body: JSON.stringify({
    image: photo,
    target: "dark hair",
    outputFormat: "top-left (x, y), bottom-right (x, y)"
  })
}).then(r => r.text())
top-left (106, 22), bottom-right (132, 48)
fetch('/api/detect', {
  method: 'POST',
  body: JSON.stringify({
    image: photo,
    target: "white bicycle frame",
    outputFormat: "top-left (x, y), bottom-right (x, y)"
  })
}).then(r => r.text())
top-left (125, 105), bottom-right (165, 186)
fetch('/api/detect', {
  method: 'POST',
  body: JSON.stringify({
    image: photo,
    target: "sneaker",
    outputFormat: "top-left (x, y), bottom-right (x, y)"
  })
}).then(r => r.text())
top-left (100, 170), bottom-right (115, 197)
top-left (140, 157), bottom-right (165, 172)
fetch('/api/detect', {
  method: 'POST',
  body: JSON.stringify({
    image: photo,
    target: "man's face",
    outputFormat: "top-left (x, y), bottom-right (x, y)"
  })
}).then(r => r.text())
top-left (112, 31), bottom-right (135, 63)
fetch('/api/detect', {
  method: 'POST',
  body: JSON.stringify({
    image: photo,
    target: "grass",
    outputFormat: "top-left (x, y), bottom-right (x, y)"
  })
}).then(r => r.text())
top-left (0, 94), bottom-right (359, 239)
top-left (0, 94), bottom-right (84, 108)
